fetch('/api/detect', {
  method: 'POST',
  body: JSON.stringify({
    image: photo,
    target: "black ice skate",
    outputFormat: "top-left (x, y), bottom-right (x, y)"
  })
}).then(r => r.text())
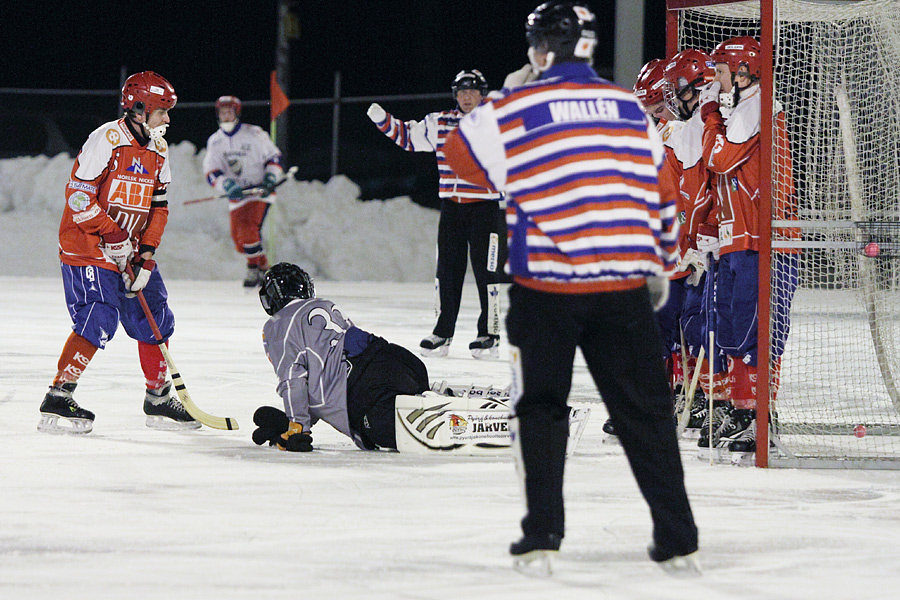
top-left (685, 392), bottom-right (708, 431)
top-left (468, 334), bottom-right (500, 359)
top-left (419, 335), bottom-right (452, 357)
top-left (719, 409), bottom-right (755, 445)
top-left (697, 400), bottom-right (732, 462)
top-left (601, 417), bottom-right (619, 445)
top-left (510, 533), bottom-right (562, 576)
top-left (143, 382), bottom-right (201, 430)
top-left (37, 382), bottom-right (95, 435)
top-left (648, 543), bottom-right (701, 577)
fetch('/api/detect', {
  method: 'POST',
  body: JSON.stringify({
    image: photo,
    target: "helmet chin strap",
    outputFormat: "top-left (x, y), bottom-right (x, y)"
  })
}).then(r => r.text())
top-left (219, 120), bottom-right (238, 133)
top-left (528, 46), bottom-right (556, 73)
top-left (144, 120), bottom-right (168, 144)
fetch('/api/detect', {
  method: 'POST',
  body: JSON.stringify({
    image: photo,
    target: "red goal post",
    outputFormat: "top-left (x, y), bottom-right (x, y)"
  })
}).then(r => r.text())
top-left (666, 0), bottom-right (900, 468)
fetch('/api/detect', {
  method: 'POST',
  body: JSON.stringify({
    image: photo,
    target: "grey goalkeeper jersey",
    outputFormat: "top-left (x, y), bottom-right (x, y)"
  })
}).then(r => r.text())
top-left (262, 297), bottom-right (354, 436)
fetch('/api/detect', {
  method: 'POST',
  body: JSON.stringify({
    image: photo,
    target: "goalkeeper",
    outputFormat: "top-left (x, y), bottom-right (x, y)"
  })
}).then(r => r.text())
top-left (253, 263), bottom-right (430, 452)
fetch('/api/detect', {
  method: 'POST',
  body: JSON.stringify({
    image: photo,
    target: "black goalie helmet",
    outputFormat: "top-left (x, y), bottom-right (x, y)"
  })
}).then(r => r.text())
top-left (526, 2), bottom-right (598, 63)
top-left (259, 263), bottom-right (315, 316)
top-left (451, 69), bottom-right (489, 97)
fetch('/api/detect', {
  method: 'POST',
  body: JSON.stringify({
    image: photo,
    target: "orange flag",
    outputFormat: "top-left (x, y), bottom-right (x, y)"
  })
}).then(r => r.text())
top-left (270, 71), bottom-right (290, 121)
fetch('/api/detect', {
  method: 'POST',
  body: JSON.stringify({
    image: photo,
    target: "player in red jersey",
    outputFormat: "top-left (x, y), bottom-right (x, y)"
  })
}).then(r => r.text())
top-left (38, 71), bottom-right (198, 435)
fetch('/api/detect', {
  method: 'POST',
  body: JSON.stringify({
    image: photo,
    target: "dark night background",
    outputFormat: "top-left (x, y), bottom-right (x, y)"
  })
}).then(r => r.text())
top-left (2, 1), bottom-right (668, 207)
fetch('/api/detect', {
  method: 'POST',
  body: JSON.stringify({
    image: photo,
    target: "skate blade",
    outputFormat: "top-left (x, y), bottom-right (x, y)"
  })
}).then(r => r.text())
top-left (512, 550), bottom-right (556, 577)
top-left (656, 551), bottom-right (702, 578)
top-left (470, 346), bottom-right (499, 360)
top-left (696, 446), bottom-right (729, 463)
top-left (37, 413), bottom-right (93, 435)
top-left (145, 415), bottom-right (202, 431)
top-left (420, 346), bottom-right (450, 358)
top-left (729, 450), bottom-right (755, 467)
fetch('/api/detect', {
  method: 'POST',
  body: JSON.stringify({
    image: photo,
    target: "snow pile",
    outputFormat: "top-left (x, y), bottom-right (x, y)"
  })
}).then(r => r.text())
top-left (0, 142), bottom-right (439, 282)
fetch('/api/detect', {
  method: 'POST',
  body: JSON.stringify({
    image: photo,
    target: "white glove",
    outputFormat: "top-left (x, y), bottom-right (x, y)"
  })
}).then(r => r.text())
top-left (696, 231), bottom-right (720, 261)
top-left (367, 103), bottom-right (386, 124)
top-left (503, 64), bottom-right (538, 89)
top-left (678, 248), bottom-right (707, 286)
top-left (699, 81), bottom-right (721, 113)
top-left (646, 275), bottom-right (670, 311)
top-left (123, 256), bottom-right (155, 295)
top-left (101, 230), bottom-right (133, 272)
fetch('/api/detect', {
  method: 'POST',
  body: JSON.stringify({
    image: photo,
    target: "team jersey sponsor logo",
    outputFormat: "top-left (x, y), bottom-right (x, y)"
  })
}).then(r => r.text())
top-left (106, 129), bottom-right (121, 145)
top-left (107, 179), bottom-right (155, 208)
top-left (719, 223), bottom-right (734, 245)
top-left (227, 157), bottom-right (243, 176)
top-left (126, 157), bottom-right (147, 174)
top-left (68, 181), bottom-right (98, 194)
top-left (67, 191), bottom-right (91, 212)
top-left (72, 204), bottom-right (101, 223)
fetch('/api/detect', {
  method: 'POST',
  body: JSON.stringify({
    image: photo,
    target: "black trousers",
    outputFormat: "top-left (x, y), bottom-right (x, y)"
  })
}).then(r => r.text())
top-left (506, 284), bottom-right (698, 557)
top-left (346, 337), bottom-right (430, 449)
top-left (433, 199), bottom-right (508, 338)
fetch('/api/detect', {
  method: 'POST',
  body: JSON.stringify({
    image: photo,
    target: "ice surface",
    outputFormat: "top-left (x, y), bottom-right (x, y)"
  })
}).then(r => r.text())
top-left (2, 149), bottom-right (900, 598)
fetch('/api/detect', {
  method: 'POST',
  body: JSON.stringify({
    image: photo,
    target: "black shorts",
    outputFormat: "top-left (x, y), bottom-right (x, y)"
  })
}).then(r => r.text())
top-left (346, 337), bottom-right (429, 449)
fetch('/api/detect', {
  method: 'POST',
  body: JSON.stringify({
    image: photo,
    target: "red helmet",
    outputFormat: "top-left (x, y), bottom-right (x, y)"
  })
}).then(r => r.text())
top-left (663, 49), bottom-right (715, 118)
top-left (215, 95), bottom-right (242, 117)
top-left (711, 36), bottom-right (761, 79)
top-left (633, 59), bottom-right (668, 108)
top-left (121, 71), bottom-right (177, 116)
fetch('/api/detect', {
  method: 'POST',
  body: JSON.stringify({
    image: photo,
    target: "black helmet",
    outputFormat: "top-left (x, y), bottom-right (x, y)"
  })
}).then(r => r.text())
top-left (259, 263), bottom-right (315, 316)
top-left (526, 2), bottom-right (598, 63)
top-left (451, 69), bottom-right (489, 97)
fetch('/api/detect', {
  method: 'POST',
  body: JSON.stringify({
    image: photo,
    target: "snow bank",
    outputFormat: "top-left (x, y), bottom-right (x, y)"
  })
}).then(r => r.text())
top-left (0, 142), bottom-right (439, 282)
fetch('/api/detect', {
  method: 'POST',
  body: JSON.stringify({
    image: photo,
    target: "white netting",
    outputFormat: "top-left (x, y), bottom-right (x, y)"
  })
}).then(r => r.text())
top-left (675, 0), bottom-right (900, 466)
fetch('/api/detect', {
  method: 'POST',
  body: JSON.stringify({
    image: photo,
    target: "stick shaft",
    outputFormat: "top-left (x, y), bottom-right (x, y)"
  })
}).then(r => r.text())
top-left (130, 269), bottom-right (239, 430)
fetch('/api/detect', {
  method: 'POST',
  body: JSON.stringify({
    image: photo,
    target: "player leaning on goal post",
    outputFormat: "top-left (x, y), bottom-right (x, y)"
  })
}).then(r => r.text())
top-left (444, 1), bottom-right (700, 576)
top-left (38, 71), bottom-right (199, 435)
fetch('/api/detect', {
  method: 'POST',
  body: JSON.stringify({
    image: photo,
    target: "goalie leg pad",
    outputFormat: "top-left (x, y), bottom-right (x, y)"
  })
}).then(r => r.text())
top-left (394, 393), bottom-right (591, 456)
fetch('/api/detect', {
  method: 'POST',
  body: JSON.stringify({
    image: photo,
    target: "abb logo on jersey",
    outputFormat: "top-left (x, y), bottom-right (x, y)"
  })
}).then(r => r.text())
top-left (107, 178), bottom-right (154, 208)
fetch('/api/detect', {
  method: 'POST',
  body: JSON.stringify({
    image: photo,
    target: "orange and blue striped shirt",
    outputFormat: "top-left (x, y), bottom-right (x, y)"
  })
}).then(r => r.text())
top-left (375, 108), bottom-right (501, 204)
top-left (444, 63), bottom-right (678, 293)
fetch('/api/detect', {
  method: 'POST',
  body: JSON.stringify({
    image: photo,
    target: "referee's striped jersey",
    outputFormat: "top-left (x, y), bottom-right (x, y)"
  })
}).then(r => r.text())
top-left (445, 62), bottom-right (679, 294)
top-left (374, 109), bottom-right (501, 204)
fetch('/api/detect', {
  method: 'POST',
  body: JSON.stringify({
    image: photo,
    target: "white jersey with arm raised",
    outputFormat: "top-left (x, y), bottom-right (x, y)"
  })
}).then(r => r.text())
top-left (202, 122), bottom-right (283, 209)
top-left (262, 297), bottom-right (355, 438)
top-left (374, 109), bottom-right (500, 203)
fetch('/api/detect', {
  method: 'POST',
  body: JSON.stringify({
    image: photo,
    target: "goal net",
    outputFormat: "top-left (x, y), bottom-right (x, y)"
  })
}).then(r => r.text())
top-left (669, 0), bottom-right (900, 467)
